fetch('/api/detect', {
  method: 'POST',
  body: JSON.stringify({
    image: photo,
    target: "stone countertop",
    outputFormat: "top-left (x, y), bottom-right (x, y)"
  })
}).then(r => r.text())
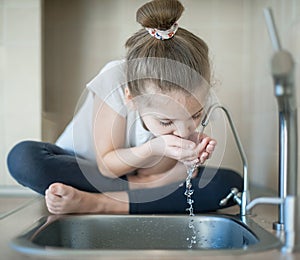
top-left (0, 194), bottom-right (300, 260)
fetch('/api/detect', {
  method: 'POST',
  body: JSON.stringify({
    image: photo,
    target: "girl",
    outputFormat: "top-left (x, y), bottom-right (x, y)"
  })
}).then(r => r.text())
top-left (7, 0), bottom-right (242, 215)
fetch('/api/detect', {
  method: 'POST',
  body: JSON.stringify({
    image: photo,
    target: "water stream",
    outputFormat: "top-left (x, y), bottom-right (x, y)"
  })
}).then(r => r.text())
top-left (185, 165), bottom-right (196, 216)
top-left (185, 164), bottom-right (197, 248)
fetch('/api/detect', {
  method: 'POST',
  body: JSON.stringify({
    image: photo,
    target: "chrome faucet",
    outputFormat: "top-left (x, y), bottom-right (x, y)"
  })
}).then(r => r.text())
top-left (200, 104), bottom-right (249, 217)
top-left (263, 7), bottom-right (298, 231)
top-left (203, 102), bottom-right (297, 252)
top-left (208, 7), bottom-right (298, 253)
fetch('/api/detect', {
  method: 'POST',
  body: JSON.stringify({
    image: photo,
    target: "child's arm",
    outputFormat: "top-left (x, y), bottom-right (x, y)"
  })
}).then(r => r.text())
top-left (135, 134), bottom-right (216, 180)
top-left (128, 161), bottom-right (195, 190)
top-left (93, 96), bottom-right (199, 179)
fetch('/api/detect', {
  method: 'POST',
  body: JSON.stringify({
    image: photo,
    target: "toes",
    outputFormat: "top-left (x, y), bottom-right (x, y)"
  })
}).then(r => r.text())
top-left (45, 186), bottom-right (65, 214)
top-left (45, 183), bottom-right (79, 215)
top-left (46, 198), bottom-right (65, 215)
top-left (49, 183), bottom-right (68, 197)
top-left (46, 204), bottom-right (60, 214)
top-left (45, 188), bottom-right (61, 202)
top-left (45, 197), bottom-right (59, 214)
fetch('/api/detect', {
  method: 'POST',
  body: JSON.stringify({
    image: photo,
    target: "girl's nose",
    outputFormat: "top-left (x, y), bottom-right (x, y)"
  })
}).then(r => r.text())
top-left (173, 122), bottom-right (193, 139)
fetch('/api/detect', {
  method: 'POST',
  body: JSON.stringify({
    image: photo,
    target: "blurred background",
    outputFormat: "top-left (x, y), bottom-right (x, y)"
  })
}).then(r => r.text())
top-left (0, 0), bottom-right (299, 194)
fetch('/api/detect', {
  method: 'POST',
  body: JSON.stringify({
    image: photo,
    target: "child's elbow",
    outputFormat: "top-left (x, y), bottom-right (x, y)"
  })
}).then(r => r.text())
top-left (96, 162), bottom-right (119, 179)
top-left (100, 169), bottom-right (119, 179)
top-left (96, 155), bottom-right (123, 179)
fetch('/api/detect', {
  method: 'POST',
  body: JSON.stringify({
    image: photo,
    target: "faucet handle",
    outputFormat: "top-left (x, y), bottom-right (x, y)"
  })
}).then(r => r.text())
top-left (219, 188), bottom-right (240, 206)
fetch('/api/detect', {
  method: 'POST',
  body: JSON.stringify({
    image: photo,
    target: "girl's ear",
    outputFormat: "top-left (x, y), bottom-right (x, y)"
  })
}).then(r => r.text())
top-left (124, 87), bottom-right (136, 110)
top-left (124, 87), bottom-right (133, 101)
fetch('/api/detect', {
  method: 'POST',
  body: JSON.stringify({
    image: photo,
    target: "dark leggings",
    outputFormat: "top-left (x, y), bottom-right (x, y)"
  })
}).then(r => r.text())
top-left (7, 141), bottom-right (243, 214)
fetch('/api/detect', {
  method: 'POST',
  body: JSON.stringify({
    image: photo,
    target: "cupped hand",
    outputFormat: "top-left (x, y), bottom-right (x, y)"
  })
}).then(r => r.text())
top-left (148, 134), bottom-right (199, 162)
top-left (183, 132), bottom-right (217, 166)
top-left (148, 133), bottom-right (216, 165)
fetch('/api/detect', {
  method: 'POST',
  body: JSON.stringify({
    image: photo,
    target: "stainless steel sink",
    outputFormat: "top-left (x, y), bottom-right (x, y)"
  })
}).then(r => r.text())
top-left (11, 214), bottom-right (281, 257)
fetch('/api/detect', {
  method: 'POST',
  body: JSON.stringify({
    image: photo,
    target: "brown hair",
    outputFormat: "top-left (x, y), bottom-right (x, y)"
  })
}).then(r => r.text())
top-left (125, 0), bottom-right (211, 97)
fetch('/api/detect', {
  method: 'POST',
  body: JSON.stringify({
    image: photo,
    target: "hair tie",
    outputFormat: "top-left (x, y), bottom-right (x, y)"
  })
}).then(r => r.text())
top-left (145, 22), bottom-right (178, 40)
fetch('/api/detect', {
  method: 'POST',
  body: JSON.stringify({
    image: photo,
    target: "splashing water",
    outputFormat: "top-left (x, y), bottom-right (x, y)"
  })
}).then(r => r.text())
top-left (185, 164), bottom-right (196, 216)
top-left (186, 219), bottom-right (197, 249)
top-left (185, 164), bottom-right (198, 248)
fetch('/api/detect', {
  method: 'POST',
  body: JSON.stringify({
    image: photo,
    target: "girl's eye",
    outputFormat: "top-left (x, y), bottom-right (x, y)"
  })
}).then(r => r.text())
top-left (192, 112), bottom-right (202, 120)
top-left (159, 121), bottom-right (173, 127)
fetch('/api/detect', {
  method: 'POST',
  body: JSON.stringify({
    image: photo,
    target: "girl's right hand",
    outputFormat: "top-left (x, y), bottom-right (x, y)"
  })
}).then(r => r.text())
top-left (147, 135), bottom-right (199, 163)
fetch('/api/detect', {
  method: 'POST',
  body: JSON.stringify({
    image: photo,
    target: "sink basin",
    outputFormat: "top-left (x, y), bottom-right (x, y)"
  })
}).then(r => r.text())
top-left (11, 214), bottom-right (281, 257)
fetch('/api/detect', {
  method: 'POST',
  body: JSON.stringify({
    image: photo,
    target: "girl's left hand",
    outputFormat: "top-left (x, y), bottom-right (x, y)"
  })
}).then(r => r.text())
top-left (184, 132), bottom-right (217, 166)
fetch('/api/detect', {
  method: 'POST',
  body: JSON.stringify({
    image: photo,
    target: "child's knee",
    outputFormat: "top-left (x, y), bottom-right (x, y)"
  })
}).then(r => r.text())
top-left (7, 140), bottom-right (39, 181)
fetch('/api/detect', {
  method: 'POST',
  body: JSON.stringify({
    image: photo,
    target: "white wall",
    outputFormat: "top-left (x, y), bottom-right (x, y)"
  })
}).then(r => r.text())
top-left (0, 0), bottom-right (42, 186)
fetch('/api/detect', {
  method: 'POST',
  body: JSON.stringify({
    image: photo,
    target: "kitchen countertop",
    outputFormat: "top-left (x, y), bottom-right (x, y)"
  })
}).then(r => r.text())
top-left (0, 191), bottom-right (299, 260)
top-left (0, 196), bottom-right (37, 220)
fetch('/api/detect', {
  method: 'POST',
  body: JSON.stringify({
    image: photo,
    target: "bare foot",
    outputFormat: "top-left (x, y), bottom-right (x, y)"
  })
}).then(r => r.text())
top-left (45, 183), bottom-right (129, 215)
top-left (45, 183), bottom-right (99, 214)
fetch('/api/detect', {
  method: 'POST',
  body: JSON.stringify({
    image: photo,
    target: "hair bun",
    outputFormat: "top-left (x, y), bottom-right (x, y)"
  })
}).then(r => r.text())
top-left (136, 0), bottom-right (184, 30)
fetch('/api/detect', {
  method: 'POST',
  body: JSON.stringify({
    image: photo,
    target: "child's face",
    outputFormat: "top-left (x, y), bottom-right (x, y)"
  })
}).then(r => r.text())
top-left (137, 90), bottom-right (205, 139)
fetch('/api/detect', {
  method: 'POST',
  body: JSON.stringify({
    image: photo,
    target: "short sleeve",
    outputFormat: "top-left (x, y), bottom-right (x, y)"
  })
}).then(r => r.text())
top-left (86, 60), bottom-right (128, 117)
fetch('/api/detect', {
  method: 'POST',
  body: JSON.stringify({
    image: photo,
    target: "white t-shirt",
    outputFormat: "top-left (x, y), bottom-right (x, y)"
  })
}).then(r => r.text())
top-left (55, 60), bottom-right (154, 162)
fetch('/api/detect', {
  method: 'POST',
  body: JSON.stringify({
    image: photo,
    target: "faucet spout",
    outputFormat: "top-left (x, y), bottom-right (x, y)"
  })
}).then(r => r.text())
top-left (201, 104), bottom-right (249, 216)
